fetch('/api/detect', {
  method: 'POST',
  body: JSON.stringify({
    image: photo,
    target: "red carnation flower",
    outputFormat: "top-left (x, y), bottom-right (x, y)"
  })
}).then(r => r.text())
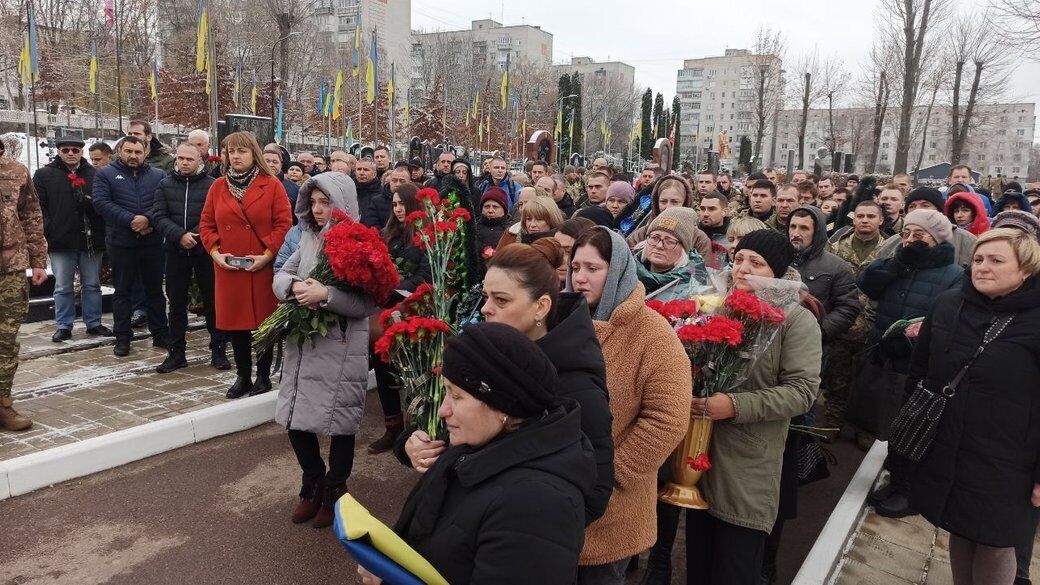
top-left (207, 155), bottom-right (222, 163)
top-left (482, 246), bottom-right (495, 260)
top-left (416, 188), bottom-right (441, 206)
top-left (677, 316), bottom-right (743, 346)
top-left (686, 453), bottom-right (712, 471)
top-left (449, 207), bottom-right (471, 222)
top-left (331, 209), bottom-right (349, 222)
top-left (405, 211), bottom-right (426, 224)
top-left (67, 172), bottom-right (77, 181)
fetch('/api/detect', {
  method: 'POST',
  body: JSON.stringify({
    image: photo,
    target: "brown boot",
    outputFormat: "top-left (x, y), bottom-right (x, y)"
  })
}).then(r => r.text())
top-left (312, 483), bottom-right (348, 529)
top-left (291, 475), bottom-right (325, 524)
top-left (0, 396), bottom-right (32, 431)
top-left (367, 414), bottom-right (405, 455)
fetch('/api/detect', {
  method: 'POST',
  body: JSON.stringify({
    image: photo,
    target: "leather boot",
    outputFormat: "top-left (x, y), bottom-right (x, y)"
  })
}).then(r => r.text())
top-left (248, 375), bottom-right (273, 397)
top-left (210, 344), bottom-right (231, 370)
top-left (226, 375), bottom-right (252, 399)
top-left (367, 414), bottom-right (405, 454)
top-left (0, 396), bottom-right (32, 431)
top-left (312, 482), bottom-right (348, 529)
top-left (291, 475), bottom-right (325, 524)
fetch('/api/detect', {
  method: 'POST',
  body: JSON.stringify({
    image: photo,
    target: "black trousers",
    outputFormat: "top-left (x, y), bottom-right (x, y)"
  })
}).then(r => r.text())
top-left (287, 429), bottom-right (356, 485)
top-left (110, 244), bottom-right (168, 341)
top-left (228, 330), bottom-right (272, 379)
top-left (165, 250), bottom-right (225, 353)
top-left (685, 510), bottom-right (767, 585)
top-left (372, 354), bottom-right (402, 418)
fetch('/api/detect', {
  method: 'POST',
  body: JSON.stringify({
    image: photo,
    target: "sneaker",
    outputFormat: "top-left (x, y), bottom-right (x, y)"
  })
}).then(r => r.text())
top-left (156, 352), bottom-right (188, 374)
top-left (85, 325), bottom-right (114, 337)
top-left (51, 328), bottom-right (72, 342)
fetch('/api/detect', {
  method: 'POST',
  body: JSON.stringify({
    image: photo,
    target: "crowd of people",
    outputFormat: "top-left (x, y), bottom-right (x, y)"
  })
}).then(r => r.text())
top-left (0, 124), bottom-right (1039, 585)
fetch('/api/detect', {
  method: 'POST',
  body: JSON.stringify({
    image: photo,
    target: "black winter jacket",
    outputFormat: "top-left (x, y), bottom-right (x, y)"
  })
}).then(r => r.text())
top-left (556, 194), bottom-right (577, 219)
top-left (149, 169), bottom-right (216, 254)
top-left (475, 215), bottom-right (508, 259)
top-left (386, 231), bottom-right (431, 294)
top-left (791, 206), bottom-right (861, 342)
top-left (536, 294), bottom-right (614, 524)
top-left (908, 275), bottom-right (1040, 548)
top-left (355, 178), bottom-right (384, 226)
top-left (858, 241), bottom-right (962, 343)
top-left (34, 158), bottom-right (105, 252)
top-left (361, 183), bottom-right (392, 229)
top-left (91, 159), bottom-right (166, 248)
top-left (394, 400), bottom-right (595, 585)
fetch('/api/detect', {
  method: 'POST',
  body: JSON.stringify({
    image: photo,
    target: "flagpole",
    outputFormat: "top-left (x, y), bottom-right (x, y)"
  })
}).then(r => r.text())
top-left (207, 8), bottom-right (217, 155)
top-left (27, 0), bottom-right (38, 171)
top-left (114, 0), bottom-right (123, 135)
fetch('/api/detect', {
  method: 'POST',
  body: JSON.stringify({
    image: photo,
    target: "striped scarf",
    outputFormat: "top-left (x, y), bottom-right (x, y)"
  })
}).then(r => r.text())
top-left (226, 165), bottom-right (258, 201)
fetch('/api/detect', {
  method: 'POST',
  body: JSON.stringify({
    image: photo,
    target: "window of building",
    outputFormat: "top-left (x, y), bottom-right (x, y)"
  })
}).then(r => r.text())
top-left (692, 68), bottom-right (703, 78)
top-left (691, 102), bottom-right (701, 110)
top-left (721, 91), bottom-right (725, 97)
top-left (720, 102), bottom-right (725, 109)
top-left (1013, 167), bottom-right (1020, 174)
top-left (978, 154), bottom-right (986, 161)
top-left (930, 142), bottom-right (937, 148)
top-left (692, 91), bottom-right (702, 98)
top-left (881, 153), bottom-right (889, 161)
top-left (882, 142), bottom-right (889, 149)
top-left (995, 166), bottom-right (1003, 174)
top-left (1018, 129), bottom-right (1026, 136)
top-left (929, 154), bottom-right (936, 161)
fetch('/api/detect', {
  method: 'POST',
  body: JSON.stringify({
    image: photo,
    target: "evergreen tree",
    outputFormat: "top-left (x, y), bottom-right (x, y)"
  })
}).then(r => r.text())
top-left (739, 135), bottom-right (753, 173)
top-left (640, 88), bottom-right (653, 160)
top-left (557, 74), bottom-right (572, 157)
top-left (653, 93), bottom-right (664, 139)
top-left (570, 72), bottom-right (583, 158)
top-left (671, 95), bottom-right (682, 170)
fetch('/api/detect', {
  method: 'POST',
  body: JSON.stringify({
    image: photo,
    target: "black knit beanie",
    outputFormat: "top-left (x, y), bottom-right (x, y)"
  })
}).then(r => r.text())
top-left (441, 322), bottom-right (558, 418)
top-left (904, 187), bottom-right (944, 213)
top-left (734, 229), bottom-right (796, 278)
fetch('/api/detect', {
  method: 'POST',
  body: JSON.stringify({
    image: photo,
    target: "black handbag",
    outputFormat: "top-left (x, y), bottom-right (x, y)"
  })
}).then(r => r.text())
top-left (846, 346), bottom-right (907, 440)
top-left (889, 313), bottom-right (1015, 462)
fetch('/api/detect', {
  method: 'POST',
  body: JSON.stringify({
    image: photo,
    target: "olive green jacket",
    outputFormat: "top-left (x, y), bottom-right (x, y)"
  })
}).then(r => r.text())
top-left (700, 295), bottom-right (822, 533)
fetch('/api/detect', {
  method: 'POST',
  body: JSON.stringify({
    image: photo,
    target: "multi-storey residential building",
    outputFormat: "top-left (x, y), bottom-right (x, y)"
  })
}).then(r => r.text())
top-left (675, 49), bottom-right (782, 167)
top-left (772, 103), bottom-right (1036, 178)
top-left (553, 56), bottom-right (635, 94)
top-left (311, 0), bottom-right (411, 99)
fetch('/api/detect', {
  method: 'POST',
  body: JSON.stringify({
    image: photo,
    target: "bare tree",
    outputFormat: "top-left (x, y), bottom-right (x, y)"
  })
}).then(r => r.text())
top-left (882, 0), bottom-right (952, 173)
top-left (749, 27), bottom-right (784, 168)
top-left (862, 42), bottom-right (895, 173)
top-left (948, 9), bottom-right (1011, 164)
top-left (993, 0), bottom-right (1040, 55)
top-left (789, 50), bottom-right (841, 168)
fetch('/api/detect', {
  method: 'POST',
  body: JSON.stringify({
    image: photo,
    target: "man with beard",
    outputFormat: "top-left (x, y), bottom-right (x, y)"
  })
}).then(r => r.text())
top-left (424, 151), bottom-right (455, 190)
top-left (716, 173), bottom-right (733, 198)
top-left (789, 206), bottom-right (861, 346)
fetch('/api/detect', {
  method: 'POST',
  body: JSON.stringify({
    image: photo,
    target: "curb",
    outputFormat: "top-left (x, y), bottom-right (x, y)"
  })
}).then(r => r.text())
top-left (792, 440), bottom-right (888, 585)
top-left (0, 369), bottom-right (377, 501)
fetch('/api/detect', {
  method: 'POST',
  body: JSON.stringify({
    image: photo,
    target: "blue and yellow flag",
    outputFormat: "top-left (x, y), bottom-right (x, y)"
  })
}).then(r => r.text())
top-left (324, 81), bottom-right (334, 118)
top-left (568, 110), bottom-right (575, 144)
top-left (554, 107), bottom-right (562, 141)
top-left (275, 95), bottom-right (284, 143)
top-left (366, 30), bottom-right (378, 104)
top-left (387, 63), bottom-right (395, 112)
top-left (88, 41), bottom-right (98, 94)
top-left (332, 70), bottom-right (343, 120)
top-left (472, 83), bottom-right (479, 121)
top-left (318, 80), bottom-right (327, 115)
top-left (149, 60), bottom-right (158, 99)
top-left (500, 52), bottom-right (510, 111)
top-left (204, 55), bottom-right (212, 95)
top-left (17, 13), bottom-right (39, 91)
top-left (250, 71), bottom-right (258, 114)
top-left (194, 0), bottom-right (208, 72)
top-left (352, 21), bottom-right (361, 77)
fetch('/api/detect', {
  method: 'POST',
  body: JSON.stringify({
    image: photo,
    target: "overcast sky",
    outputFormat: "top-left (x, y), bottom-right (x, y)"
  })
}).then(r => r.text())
top-left (410, 0), bottom-right (1040, 107)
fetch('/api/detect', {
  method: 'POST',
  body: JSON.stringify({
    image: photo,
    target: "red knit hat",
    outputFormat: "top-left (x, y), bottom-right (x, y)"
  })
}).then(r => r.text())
top-left (480, 187), bottom-right (509, 212)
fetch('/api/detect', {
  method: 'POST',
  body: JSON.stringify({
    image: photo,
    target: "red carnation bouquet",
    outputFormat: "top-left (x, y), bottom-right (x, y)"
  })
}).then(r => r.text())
top-left (253, 210), bottom-right (399, 354)
top-left (648, 289), bottom-right (786, 490)
top-left (375, 188), bottom-right (472, 440)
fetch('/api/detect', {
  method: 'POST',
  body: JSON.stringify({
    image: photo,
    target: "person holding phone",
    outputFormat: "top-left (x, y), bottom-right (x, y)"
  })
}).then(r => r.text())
top-left (150, 142), bottom-right (229, 374)
top-left (200, 131), bottom-right (292, 400)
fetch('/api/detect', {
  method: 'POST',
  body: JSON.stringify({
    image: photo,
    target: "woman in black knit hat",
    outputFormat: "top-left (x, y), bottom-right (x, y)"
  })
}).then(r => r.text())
top-left (358, 322), bottom-right (596, 585)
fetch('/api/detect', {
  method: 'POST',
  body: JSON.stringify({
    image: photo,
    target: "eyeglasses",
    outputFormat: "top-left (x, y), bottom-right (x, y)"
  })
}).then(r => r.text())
top-left (59, 147), bottom-right (81, 154)
top-left (900, 229), bottom-right (932, 241)
top-left (647, 234), bottom-right (680, 250)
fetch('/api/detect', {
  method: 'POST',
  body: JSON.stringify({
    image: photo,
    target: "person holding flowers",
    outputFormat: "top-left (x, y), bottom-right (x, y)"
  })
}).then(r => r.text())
top-left (567, 226), bottom-right (692, 585)
top-left (271, 171), bottom-right (378, 529)
top-left (676, 229), bottom-right (821, 584)
top-left (199, 131), bottom-right (292, 400)
top-left (358, 322), bottom-right (596, 585)
top-left (367, 182), bottom-right (431, 455)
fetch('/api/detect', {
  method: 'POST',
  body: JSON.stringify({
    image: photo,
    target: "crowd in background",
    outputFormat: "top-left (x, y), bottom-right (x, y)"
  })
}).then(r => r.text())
top-left (1, 125), bottom-right (1039, 585)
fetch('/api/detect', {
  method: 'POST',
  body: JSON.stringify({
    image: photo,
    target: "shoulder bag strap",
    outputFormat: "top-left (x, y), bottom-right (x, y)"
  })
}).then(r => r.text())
top-left (234, 197), bottom-right (268, 251)
top-left (944, 313), bottom-right (1015, 397)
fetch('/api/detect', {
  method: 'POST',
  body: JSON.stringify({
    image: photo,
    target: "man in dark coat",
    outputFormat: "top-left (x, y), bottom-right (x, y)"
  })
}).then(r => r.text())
top-left (34, 135), bottom-right (111, 341)
top-left (423, 151), bottom-right (455, 191)
top-left (92, 136), bottom-right (169, 357)
top-left (127, 120), bottom-right (174, 172)
top-left (789, 205), bottom-right (861, 344)
top-left (149, 143), bottom-right (229, 373)
top-left (354, 158), bottom-right (383, 223)
top-left (362, 164), bottom-right (409, 229)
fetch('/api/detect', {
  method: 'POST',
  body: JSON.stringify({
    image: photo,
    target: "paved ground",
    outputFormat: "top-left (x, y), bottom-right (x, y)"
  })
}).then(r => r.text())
top-left (1, 320), bottom-right (234, 460)
top-left (835, 506), bottom-right (1040, 585)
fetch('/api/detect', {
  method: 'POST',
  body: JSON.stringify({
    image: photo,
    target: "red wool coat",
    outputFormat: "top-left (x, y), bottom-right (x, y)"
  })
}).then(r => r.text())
top-left (200, 174), bottom-right (292, 331)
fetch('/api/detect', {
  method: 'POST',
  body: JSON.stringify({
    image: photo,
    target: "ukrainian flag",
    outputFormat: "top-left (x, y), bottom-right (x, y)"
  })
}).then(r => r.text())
top-left (195, 0), bottom-right (207, 72)
top-left (149, 60), bottom-right (158, 99)
top-left (333, 70), bottom-right (343, 120)
top-left (88, 41), bottom-right (98, 94)
top-left (250, 71), bottom-right (258, 114)
top-left (352, 21), bottom-right (360, 77)
top-left (365, 30), bottom-right (377, 104)
top-left (500, 52), bottom-right (509, 111)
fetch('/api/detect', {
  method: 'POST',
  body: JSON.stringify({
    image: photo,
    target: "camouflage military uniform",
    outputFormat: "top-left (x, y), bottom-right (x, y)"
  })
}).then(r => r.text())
top-left (821, 230), bottom-right (886, 428)
top-left (0, 156), bottom-right (47, 399)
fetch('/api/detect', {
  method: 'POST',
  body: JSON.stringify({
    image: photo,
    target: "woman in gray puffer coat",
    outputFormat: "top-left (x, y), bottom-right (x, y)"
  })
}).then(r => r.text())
top-left (273, 172), bottom-right (376, 529)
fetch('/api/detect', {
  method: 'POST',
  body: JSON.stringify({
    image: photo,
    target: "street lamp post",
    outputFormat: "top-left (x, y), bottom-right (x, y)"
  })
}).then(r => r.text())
top-left (557, 93), bottom-right (577, 167)
top-left (270, 31), bottom-right (301, 143)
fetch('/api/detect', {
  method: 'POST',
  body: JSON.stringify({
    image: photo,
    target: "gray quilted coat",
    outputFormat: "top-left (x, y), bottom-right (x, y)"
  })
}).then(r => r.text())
top-left (273, 172), bottom-right (375, 436)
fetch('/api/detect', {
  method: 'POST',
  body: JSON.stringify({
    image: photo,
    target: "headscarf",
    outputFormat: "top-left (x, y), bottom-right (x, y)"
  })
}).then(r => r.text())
top-left (568, 226), bottom-right (639, 321)
top-left (295, 172), bottom-right (359, 277)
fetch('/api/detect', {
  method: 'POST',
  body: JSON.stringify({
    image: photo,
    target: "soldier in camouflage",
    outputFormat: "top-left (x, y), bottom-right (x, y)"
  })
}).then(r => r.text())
top-left (822, 199), bottom-right (886, 448)
top-left (0, 139), bottom-right (49, 431)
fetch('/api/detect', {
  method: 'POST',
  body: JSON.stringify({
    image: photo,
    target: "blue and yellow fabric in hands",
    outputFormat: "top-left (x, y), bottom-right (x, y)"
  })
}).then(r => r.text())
top-left (333, 494), bottom-right (448, 585)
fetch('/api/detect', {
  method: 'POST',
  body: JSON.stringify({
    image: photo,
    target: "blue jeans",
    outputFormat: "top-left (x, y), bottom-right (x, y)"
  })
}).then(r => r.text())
top-left (49, 250), bottom-right (103, 329)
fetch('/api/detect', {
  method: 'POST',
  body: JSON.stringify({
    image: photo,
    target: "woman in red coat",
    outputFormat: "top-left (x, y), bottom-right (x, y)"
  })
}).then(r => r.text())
top-left (200, 132), bottom-right (292, 399)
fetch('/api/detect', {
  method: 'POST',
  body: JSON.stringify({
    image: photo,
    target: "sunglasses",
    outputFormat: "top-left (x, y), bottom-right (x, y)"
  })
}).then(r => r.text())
top-left (59, 147), bottom-right (82, 154)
